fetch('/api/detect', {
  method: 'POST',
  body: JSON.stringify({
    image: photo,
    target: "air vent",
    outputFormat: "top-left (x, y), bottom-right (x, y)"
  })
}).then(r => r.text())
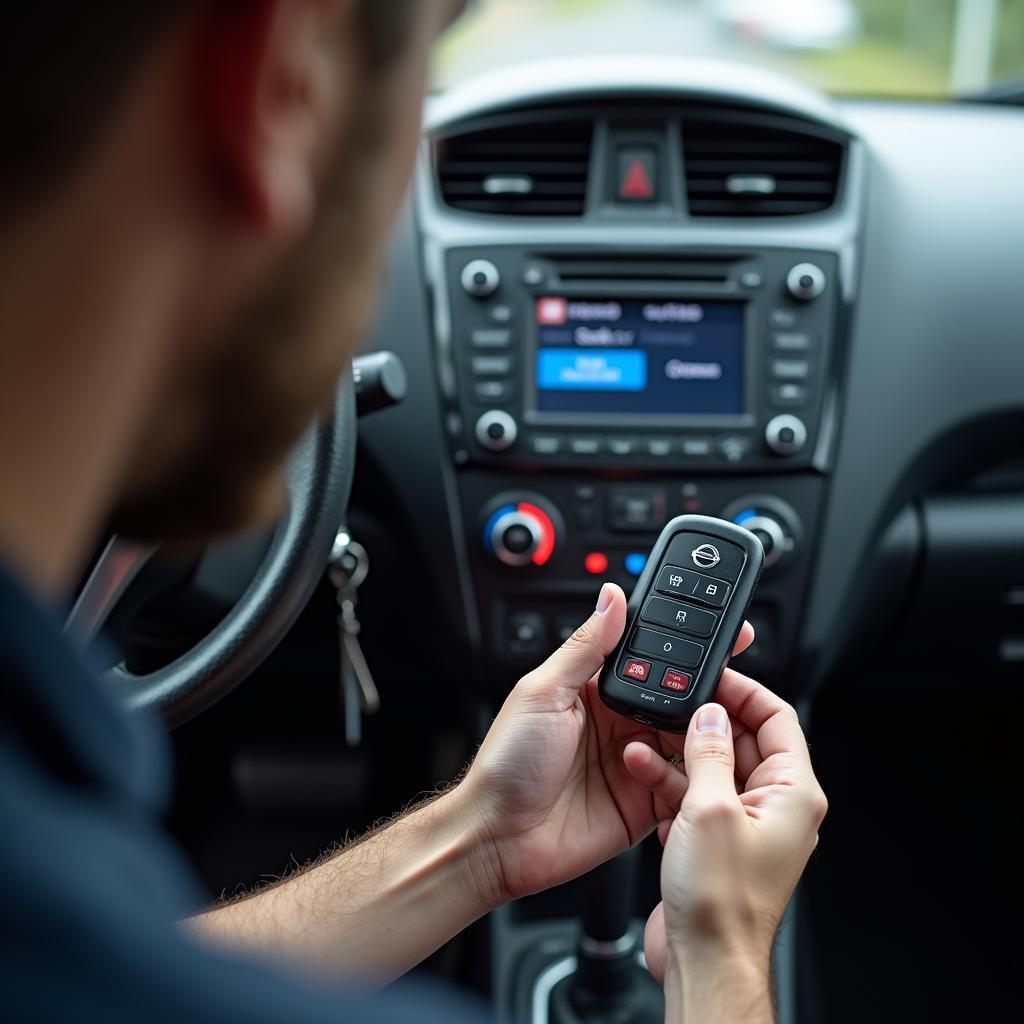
top-left (683, 117), bottom-right (843, 218)
top-left (435, 118), bottom-right (593, 217)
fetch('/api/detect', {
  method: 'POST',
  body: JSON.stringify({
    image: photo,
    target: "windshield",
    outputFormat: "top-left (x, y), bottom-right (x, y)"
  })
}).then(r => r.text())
top-left (435, 0), bottom-right (1024, 99)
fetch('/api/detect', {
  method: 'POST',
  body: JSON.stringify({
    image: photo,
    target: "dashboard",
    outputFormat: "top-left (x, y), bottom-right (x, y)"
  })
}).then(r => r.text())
top-left (163, 53), bottom-right (1024, 1024)
top-left (360, 56), bottom-right (1024, 714)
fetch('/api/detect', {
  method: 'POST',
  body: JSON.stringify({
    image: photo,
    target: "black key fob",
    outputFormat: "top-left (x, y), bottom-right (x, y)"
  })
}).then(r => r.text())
top-left (598, 514), bottom-right (763, 733)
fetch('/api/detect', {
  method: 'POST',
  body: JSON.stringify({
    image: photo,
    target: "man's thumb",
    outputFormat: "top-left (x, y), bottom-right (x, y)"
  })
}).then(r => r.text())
top-left (522, 582), bottom-right (626, 698)
top-left (682, 703), bottom-right (737, 803)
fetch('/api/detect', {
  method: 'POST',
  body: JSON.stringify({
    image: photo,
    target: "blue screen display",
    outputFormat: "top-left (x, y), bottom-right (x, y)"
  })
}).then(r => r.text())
top-left (534, 297), bottom-right (744, 416)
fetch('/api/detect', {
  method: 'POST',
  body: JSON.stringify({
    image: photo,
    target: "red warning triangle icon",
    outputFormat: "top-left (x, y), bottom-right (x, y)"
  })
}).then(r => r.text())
top-left (620, 157), bottom-right (655, 200)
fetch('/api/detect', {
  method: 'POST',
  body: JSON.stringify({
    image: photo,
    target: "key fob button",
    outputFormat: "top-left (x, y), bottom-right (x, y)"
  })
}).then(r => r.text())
top-left (629, 627), bottom-right (704, 668)
top-left (640, 596), bottom-right (717, 638)
top-left (655, 565), bottom-right (701, 598)
top-left (621, 658), bottom-right (652, 683)
top-left (661, 669), bottom-right (691, 692)
top-left (691, 575), bottom-right (730, 608)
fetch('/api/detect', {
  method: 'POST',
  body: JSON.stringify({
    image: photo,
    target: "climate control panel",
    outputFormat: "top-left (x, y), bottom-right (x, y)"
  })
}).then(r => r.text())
top-left (461, 472), bottom-right (823, 695)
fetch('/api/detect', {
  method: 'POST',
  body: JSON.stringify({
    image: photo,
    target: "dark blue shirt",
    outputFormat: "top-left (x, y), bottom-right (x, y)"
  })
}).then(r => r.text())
top-left (0, 566), bottom-right (488, 1023)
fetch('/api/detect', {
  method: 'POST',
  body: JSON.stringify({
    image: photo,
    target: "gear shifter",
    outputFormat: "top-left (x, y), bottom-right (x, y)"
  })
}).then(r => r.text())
top-left (547, 848), bottom-right (663, 1024)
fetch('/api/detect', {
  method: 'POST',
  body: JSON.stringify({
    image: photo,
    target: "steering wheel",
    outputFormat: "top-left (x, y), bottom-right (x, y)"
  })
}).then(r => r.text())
top-left (66, 376), bottom-right (356, 728)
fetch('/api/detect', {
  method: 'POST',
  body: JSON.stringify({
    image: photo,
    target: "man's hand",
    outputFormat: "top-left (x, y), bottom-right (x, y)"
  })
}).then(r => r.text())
top-left (624, 673), bottom-right (827, 1023)
top-left (461, 583), bottom-right (754, 903)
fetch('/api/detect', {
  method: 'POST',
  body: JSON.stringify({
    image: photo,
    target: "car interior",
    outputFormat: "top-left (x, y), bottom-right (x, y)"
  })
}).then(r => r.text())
top-left (75, 2), bottom-right (1024, 1021)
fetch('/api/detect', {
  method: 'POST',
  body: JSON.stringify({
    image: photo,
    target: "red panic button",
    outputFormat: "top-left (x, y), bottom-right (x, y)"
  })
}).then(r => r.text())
top-left (661, 669), bottom-right (691, 692)
top-left (623, 658), bottom-right (652, 683)
top-left (584, 551), bottom-right (609, 575)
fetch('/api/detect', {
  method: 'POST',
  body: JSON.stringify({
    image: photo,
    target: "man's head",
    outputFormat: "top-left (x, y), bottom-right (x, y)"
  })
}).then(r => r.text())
top-left (0, 1), bottom-right (461, 556)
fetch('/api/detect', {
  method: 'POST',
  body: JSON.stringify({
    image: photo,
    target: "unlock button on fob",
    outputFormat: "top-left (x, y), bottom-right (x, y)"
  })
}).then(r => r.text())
top-left (629, 627), bottom-right (704, 668)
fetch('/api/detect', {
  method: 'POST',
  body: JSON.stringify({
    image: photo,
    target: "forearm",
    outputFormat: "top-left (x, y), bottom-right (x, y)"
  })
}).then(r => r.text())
top-left (664, 951), bottom-right (774, 1024)
top-left (186, 784), bottom-right (502, 986)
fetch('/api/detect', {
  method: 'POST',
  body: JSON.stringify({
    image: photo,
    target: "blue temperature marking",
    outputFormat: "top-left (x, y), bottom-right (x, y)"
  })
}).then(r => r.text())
top-left (733, 508), bottom-right (758, 525)
top-left (483, 504), bottom-right (516, 552)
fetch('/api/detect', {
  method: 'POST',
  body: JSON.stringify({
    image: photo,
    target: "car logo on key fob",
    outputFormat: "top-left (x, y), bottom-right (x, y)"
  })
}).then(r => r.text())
top-left (691, 543), bottom-right (721, 569)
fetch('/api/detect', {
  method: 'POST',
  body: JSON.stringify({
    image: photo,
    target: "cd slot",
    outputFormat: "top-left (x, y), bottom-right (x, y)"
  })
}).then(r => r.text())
top-left (548, 254), bottom-right (741, 284)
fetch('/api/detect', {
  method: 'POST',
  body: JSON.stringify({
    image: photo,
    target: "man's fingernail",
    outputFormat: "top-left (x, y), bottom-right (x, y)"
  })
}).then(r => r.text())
top-left (595, 582), bottom-right (613, 614)
top-left (696, 704), bottom-right (728, 735)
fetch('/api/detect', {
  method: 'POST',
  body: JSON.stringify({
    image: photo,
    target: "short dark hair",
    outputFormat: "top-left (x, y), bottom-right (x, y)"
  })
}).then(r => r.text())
top-left (0, 2), bottom-right (414, 219)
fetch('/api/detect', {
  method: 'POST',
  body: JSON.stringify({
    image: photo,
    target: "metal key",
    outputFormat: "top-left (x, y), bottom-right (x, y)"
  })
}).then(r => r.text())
top-left (328, 531), bottom-right (380, 745)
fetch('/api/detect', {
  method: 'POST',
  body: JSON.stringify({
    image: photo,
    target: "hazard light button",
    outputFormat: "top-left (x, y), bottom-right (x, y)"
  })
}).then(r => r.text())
top-left (616, 148), bottom-right (657, 203)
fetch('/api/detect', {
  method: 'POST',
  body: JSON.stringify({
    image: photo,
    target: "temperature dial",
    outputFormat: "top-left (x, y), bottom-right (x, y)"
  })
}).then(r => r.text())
top-left (722, 496), bottom-right (802, 571)
top-left (483, 497), bottom-right (559, 568)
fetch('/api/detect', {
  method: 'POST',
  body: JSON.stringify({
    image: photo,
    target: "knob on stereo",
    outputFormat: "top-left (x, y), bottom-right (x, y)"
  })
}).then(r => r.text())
top-left (475, 410), bottom-right (517, 452)
top-left (461, 259), bottom-right (500, 298)
top-left (765, 413), bottom-right (807, 456)
top-left (483, 498), bottom-right (559, 568)
top-left (786, 262), bottom-right (826, 301)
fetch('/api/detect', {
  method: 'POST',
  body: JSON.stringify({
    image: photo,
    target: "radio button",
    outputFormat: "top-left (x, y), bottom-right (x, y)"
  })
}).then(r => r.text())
top-left (607, 436), bottom-right (640, 456)
top-left (609, 488), bottom-right (667, 531)
top-left (569, 436), bottom-right (601, 456)
top-left (475, 380), bottom-right (514, 403)
top-left (521, 262), bottom-right (547, 287)
top-left (718, 436), bottom-right (752, 463)
top-left (770, 359), bottom-right (811, 381)
top-left (768, 383), bottom-right (808, 407)
top-left (529, 434), bottom-right (564, 456)
top-left (469, 328), bottom-right (512, 348)
top-left (645, 437), bottom-right (673, 458)
top-left (472, 355), bottom-right (513, 376)
top-left (770, 331), bottom-right (814, 352)
top-left (680, 437), bottom-right (713, 458)
top-left (768, 308), bottom-right (799, 329)
top-left (488, 304), bottom-right (515, 324)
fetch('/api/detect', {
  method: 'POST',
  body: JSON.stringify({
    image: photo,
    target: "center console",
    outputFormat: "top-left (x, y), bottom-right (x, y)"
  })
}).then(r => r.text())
top-left (433, 244), bottom-right (842, 692)
top-left (410, 58), bottom-right (866, 1024)
top-left (410, 61), bottom-right (865, 709)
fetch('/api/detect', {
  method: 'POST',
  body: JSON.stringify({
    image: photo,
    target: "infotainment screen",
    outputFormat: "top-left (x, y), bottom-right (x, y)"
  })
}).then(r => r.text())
top-left (533, 297), bottom-right (744, 416)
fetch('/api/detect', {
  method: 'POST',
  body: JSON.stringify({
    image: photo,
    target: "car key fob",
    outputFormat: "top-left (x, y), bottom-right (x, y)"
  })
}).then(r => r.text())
top-left (598, 514), bottom-right (763, 733)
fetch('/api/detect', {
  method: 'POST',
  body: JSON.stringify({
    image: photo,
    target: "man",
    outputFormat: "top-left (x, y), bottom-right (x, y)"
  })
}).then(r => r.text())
top-left (0, 2), bottom-right (827, 1022)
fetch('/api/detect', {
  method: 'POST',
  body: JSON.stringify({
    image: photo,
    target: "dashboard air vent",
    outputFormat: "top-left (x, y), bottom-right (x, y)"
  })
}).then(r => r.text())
top-left (683, 117), bottom-right (843, 218)
top-left (435, 118), bottom-right (593, 217)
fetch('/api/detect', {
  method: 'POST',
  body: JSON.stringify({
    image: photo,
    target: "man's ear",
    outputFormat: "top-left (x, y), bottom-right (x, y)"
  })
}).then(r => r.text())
top-left (199, 0), bottom-right (352, 237)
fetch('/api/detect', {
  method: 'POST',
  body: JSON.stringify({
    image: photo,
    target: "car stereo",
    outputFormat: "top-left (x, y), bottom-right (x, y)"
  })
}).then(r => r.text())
top-left (439, 246), bottom-right (840, 472)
